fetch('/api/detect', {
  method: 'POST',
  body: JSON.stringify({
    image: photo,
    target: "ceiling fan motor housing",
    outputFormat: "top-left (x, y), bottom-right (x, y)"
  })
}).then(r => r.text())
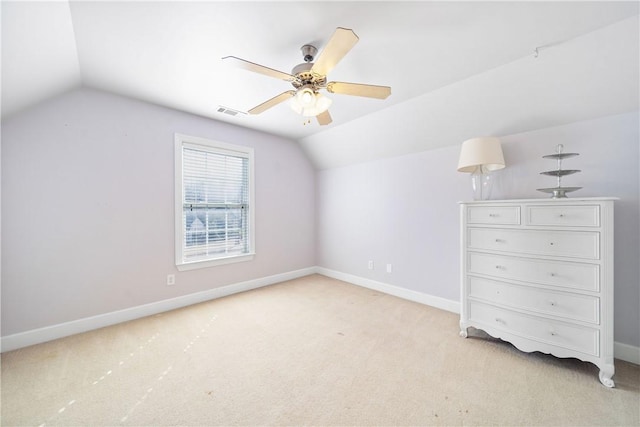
top-left (291, 62), bottom-right (326, 89)
top-left (290, 45), bottom-right (326, 90)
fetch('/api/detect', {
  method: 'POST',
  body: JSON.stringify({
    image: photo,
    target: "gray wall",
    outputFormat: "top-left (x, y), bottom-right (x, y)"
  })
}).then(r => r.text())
top-left (1, 88), bottom-right (316, 336)
top-left (1, 87), bottom-right (638, 350)
top-left (317, 111), bottom-right (639, 348)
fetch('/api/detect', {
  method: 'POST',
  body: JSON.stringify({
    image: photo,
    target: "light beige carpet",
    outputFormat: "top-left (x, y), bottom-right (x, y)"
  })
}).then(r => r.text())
top-left (1, 274), bottom-right (639, 426)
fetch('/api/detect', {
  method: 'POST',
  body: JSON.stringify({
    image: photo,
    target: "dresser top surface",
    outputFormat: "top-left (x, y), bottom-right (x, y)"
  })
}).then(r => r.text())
top-left (459, 197), bottom-right (618, 205)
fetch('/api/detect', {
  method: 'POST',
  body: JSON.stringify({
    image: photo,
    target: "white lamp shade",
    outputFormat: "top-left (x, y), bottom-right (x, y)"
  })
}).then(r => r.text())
top-left (457, 137), bottom-right (505, 173)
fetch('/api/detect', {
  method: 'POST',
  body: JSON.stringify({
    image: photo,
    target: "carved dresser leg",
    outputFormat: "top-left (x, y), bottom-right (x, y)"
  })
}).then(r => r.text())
top-left (459, 321), bottom-right (468, 338)
top-left (599, 367), bottom-right (615, 388)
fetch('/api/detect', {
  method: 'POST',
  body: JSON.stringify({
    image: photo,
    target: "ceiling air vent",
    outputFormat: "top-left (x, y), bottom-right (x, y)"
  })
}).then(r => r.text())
top-left (217, 106), bottom-right (246, 117)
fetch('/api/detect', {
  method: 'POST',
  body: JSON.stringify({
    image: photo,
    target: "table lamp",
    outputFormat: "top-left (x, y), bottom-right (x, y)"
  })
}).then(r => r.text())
top-left (457, 137), bottom-right (505, 200)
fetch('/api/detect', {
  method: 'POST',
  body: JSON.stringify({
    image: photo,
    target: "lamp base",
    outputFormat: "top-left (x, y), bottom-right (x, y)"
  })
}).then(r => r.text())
top-left (471, 170), bottom-right (494, 200)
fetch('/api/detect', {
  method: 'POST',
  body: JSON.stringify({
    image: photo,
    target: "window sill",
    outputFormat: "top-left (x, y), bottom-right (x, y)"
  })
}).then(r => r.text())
top-left (176, 253), bottom-right (255, 271)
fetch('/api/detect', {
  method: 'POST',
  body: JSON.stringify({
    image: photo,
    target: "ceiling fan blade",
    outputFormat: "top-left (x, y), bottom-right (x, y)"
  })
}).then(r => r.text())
top-left (326, 81), bottom-right (391, 99)
top-left (311, 27), bottom-right (359, 77)
top-left (222, 56), bottom-right (296, 82)
top-left (248, 91), bottom-right (296, 115)
top-left (316, 110), bottom-right (332, 126)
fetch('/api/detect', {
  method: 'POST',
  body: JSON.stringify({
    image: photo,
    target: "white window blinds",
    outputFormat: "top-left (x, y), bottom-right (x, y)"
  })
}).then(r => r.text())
top-left (175, 135), bottom-right (254, 270)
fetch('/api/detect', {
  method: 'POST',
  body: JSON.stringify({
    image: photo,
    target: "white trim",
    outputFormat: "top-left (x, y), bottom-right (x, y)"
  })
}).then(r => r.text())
top-left (315, 267), bottom-right (461, 314)
top-left (176, 253), bottom-right (255, 271)
top-left (614, 341), bottom-right (640, 365)
top-left (0, 267), bottom-right (315, 353)
top-left (174, 133), bottom-right (255, 271)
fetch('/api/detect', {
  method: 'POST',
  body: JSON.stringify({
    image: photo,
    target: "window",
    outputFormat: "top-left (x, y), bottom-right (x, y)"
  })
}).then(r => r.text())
top-left (175, 134), bottom-right (254, 270)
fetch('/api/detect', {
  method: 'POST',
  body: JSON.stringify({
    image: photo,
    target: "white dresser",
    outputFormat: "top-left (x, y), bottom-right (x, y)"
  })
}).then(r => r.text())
top-left (459, 198), bottom-right (616, 387)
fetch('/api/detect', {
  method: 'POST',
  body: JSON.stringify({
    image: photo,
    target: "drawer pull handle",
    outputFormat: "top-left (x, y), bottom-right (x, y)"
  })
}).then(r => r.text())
top-left (495, 265), bottom-right (505, 270)
top-left (495, 318), bottom-right (504, 324)
top-left (489, 214), bottom-right (499, 217)
top-left (549, 272), bottom-right (556, 277)
top-left (550, 331), bottom-right (557, 336)
top-left (559, 214), bottom-right (565, 218)
top-left (549, 242), bottom-right (554, 246)
top-left (495, 239), bottom-right (504, 243)
top-left (549, 301), bottom-right (556, 307)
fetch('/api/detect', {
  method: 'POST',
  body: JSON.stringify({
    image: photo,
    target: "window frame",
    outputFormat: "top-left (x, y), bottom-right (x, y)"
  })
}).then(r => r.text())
top-left (174, 133), bottom-right (255, 271)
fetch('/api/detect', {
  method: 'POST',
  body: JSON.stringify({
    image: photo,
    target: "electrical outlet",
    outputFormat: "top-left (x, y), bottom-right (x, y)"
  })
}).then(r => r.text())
top-left (167, 274), bottom-right (175, 286)
top-left (386, 264), bottom-right (392, 273)
top-left (368, 260), bottom-right (374, 270)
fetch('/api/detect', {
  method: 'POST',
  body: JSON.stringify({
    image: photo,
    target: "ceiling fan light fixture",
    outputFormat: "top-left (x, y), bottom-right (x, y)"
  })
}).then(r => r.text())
top-left (314, 92), bottom-right (332, 114)
top-left (290, 88), bottom-right (332, 117)
top-left (297, 87), bottom-right (316, 107)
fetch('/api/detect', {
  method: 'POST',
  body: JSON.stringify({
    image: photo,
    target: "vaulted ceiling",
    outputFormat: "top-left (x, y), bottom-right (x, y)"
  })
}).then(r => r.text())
top-left (2, 1), bottom-right (638, 169)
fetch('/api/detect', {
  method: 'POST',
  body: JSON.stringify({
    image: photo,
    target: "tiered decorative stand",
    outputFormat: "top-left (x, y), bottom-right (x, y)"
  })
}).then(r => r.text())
top-left (537, 144), bottom-right (581, 198)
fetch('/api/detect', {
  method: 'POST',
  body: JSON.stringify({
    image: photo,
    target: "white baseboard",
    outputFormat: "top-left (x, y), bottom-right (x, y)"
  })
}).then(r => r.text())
top-left (314, 267), bottom-right (640, 366)
top-left (0, 267), bottom-right (315, 353)
top-left (315, 267), bottom-right (461, 314)
top-left (614, 341), bottom-right (640, 365)
top-left (3, 265), bottom-right (639, 366)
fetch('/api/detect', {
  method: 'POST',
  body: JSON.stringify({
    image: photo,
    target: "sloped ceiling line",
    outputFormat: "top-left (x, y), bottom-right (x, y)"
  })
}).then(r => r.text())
top-left (300, 15), bottom-right (640, 169)
top-left (2, 2), bottom-right (638, 170)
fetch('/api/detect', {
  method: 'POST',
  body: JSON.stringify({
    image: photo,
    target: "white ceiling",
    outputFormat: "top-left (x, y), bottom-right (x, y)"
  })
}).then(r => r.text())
top-left (2, 1), bottom-right (638, 169)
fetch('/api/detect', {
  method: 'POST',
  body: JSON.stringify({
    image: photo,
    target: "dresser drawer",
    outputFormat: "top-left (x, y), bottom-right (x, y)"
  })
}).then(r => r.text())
top-left (526, 205), bottom-right (600, 227)
top-left (468, 276), bottom-right (599, 324)
top-left (467, 206), bottom-right (520, 225)
top-left (468, 228), bottom-right (599, 260)
top-left (468, 252), bottom-right (599, 292)
top-left (468, 301), bottom-right (599, 356)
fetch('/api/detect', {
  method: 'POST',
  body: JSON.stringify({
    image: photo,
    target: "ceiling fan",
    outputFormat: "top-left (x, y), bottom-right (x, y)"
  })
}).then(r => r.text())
top-left (222, 27), bottom-right (391, 126)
